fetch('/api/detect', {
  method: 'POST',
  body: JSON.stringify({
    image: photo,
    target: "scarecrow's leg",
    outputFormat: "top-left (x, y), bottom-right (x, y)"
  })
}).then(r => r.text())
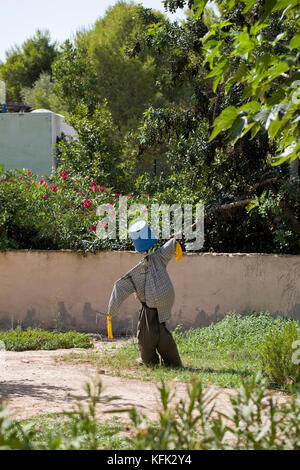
top-left (157, 323), bottom-right (182, 367)
top-left (137, 305), bottom-right (160, 365)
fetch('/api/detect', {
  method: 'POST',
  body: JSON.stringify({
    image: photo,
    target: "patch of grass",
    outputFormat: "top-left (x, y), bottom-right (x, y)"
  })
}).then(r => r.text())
top-left (57, 312), bottom-right (300, 388)
top-left (173, 311), bottom-right (295, 356)
top-left (18, 413), bottom-right (129, 450)
top-left (0, 327), bottom-right (93, 351)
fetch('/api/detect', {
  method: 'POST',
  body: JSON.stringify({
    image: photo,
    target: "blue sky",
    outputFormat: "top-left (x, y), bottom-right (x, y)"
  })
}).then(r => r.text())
top-left (0, 0), bottom-right (187, 62)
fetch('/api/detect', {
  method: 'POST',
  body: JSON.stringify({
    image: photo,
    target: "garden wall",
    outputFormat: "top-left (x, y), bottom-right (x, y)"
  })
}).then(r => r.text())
top-left (0, 250), bottom-right (299, 334)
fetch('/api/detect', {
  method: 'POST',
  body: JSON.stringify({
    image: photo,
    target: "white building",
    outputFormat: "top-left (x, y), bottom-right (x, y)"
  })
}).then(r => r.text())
top-left (0, 109), bottom-right (76, 176)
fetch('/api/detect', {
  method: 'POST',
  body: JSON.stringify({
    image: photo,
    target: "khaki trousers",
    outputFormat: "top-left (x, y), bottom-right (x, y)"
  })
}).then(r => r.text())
top-left (137, 303), bottom-right (182, 367)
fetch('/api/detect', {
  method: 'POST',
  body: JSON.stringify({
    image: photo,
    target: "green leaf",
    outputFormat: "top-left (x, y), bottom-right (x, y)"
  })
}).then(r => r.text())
top-left (239, 101), bottom-right (261, 114)
top-left (290, 34), bottom-right (300, 50)
top-left (225, 64), bottom-right (249, 92)
top-left (209, 106), bottom-right (238, 141)
top-left (250, 122), bottom-right (261, 139)
top-left (228, 115), bottom-right (248, 142)
top-left (193, 0), bottom-right (209, 18)
top-left (266, 87), bottom-right (286, 107)
top-left (258, 0), bottom-right (277, 24)
top-left (268, 118), bottom-right (283, 140)
top-left (243, 0), bottom-right (257, 14)
top-left (250, 22), bottom-right (268, 36)
top-left (232, 32), bottom-right (257, 60)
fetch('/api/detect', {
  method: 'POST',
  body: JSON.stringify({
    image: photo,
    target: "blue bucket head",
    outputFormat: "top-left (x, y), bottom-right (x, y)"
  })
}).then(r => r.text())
top-left (129, 220), bottom-right (157, 252)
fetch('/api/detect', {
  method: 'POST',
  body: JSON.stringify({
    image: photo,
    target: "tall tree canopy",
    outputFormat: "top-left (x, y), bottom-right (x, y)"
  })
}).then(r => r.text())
top-left (0, 30), bottom-right (58, 102)
top-left (127, 0), bottom-right (299, 252)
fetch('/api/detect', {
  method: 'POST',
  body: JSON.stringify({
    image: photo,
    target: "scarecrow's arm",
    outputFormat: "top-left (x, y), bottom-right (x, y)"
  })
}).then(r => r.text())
top-left (107, 275), bottom-right (135, 317)
top-left (157, 237), bottom-right (177, 264)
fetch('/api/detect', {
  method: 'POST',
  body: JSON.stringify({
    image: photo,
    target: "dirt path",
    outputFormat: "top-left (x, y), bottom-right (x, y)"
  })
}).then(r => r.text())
top-left (0, 342), bottom-right (288, 422)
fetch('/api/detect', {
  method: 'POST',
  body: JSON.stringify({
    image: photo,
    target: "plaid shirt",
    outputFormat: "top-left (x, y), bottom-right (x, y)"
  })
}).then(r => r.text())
top-left (107, 238), bottom-right (177, 323)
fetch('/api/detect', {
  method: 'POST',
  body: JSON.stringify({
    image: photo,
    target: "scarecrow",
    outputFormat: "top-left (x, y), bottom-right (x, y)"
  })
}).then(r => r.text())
top-left (106, 220), bottom-right (184, 367)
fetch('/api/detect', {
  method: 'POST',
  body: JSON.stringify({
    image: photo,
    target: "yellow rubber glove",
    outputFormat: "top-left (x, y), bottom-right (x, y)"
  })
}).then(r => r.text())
top-left (107, 314), bottom-right (113, 339)
top-left (175, 241), bottom-right (183, 262)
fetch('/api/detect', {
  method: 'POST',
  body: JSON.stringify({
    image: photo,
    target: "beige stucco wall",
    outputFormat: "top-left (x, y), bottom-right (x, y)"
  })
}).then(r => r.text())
top-left (0, 250), bottom-right (299, 333)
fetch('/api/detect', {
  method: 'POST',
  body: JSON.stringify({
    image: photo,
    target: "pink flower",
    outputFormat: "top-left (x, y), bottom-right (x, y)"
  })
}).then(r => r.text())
top-left (50, 185), bottom-right (58, 193)
top-left (102, 221), bottom-right (108, 228)
top-left (145, 193), bottom-right (150, 198)
top-left (83, 200), bottom-right (91, 208)
top-left (90, 181), bottom-right (97, 187)
top-left (39, 179), bottom-right (46, 185)
top-left (35, 425), bottom-right (41, 432)
top-left (90, 225), bottom-right (97, 232)
top-left (129, 193), bottom-right (133, 198)
top-left (37, 228), bottom-right (40, 233)
top-left (60, 169), bottom-right (67, 180)
top-left (19, 175), bottom-right (23, 180)
top-left (27, 170), bottom-right (32, 176)
top-left (1, 400), bottom-right (7, 407)
top-left (69, 206), bottom-right (73, 209)
top-left (43, 195), bottom-right (47, 200)
top-left (99, 187), bottom-right (105, 192)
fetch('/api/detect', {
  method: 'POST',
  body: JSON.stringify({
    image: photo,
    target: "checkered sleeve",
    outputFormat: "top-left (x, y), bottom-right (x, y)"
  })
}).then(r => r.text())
top-left (107, 275), bottom-right (135, 317)
top-left (157, 237), bottom-right (176, 265)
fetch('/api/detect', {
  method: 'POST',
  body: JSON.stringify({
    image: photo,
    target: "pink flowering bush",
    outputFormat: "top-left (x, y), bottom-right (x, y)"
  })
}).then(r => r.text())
top-left (0, 167), bottom-right (150, 252)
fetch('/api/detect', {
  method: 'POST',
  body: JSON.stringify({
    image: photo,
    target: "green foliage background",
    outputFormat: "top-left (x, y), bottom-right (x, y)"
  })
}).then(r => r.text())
top-left (0, 0), bottom-right (299, 254)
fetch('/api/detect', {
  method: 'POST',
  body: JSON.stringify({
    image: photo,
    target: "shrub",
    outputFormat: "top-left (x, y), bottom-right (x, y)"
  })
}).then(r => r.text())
top-left (129, 374), bottom-right (300, 450)
top-left (0, 167), bottom-right (146, 252)
top-left (173, 312), bottom-right (294, 357)
top-left (258, 321), bottom-right (300, 389)
top-left (0, 327), bottom-right (93, 351)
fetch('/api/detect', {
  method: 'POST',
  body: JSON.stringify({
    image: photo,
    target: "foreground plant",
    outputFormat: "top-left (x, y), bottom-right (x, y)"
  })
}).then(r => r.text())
top-left (0, 377), bottom-right (123, 450)
top-left (129, 374), bottom-right (300, 450)
top-left (1, 374), bottom-right (299, 450)
top-left (258, 321), bottom-right (300, 388)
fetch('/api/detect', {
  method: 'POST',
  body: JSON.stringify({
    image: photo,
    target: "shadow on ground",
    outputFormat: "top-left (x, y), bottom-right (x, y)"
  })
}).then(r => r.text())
top-left (0, 381), bottom-right (74, 402)
top-left (164, 365), bottom-right (253, 378)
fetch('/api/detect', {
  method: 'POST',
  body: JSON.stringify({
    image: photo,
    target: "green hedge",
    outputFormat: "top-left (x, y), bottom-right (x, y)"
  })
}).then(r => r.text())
top-left (0, 327), bottom-right (93, 351)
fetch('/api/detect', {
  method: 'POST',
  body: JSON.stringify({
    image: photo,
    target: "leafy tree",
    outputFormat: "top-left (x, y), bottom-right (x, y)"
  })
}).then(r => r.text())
top-left (0, 30), bottom-right (58, 102)
top-left (86, 1), bottom-right (166, 130)
top-left (56, 102), bottom-right (126, 190)
top-left (51, 2), bottom-right (164, 129)
top-left (21, 72), bottom-right (66, 114)
top-left (166, 0), bottom-right (300, 165)
top-left (52, 40), bottom-right (99, 114)
top-left (126, 0), bottom-right (299, 252)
